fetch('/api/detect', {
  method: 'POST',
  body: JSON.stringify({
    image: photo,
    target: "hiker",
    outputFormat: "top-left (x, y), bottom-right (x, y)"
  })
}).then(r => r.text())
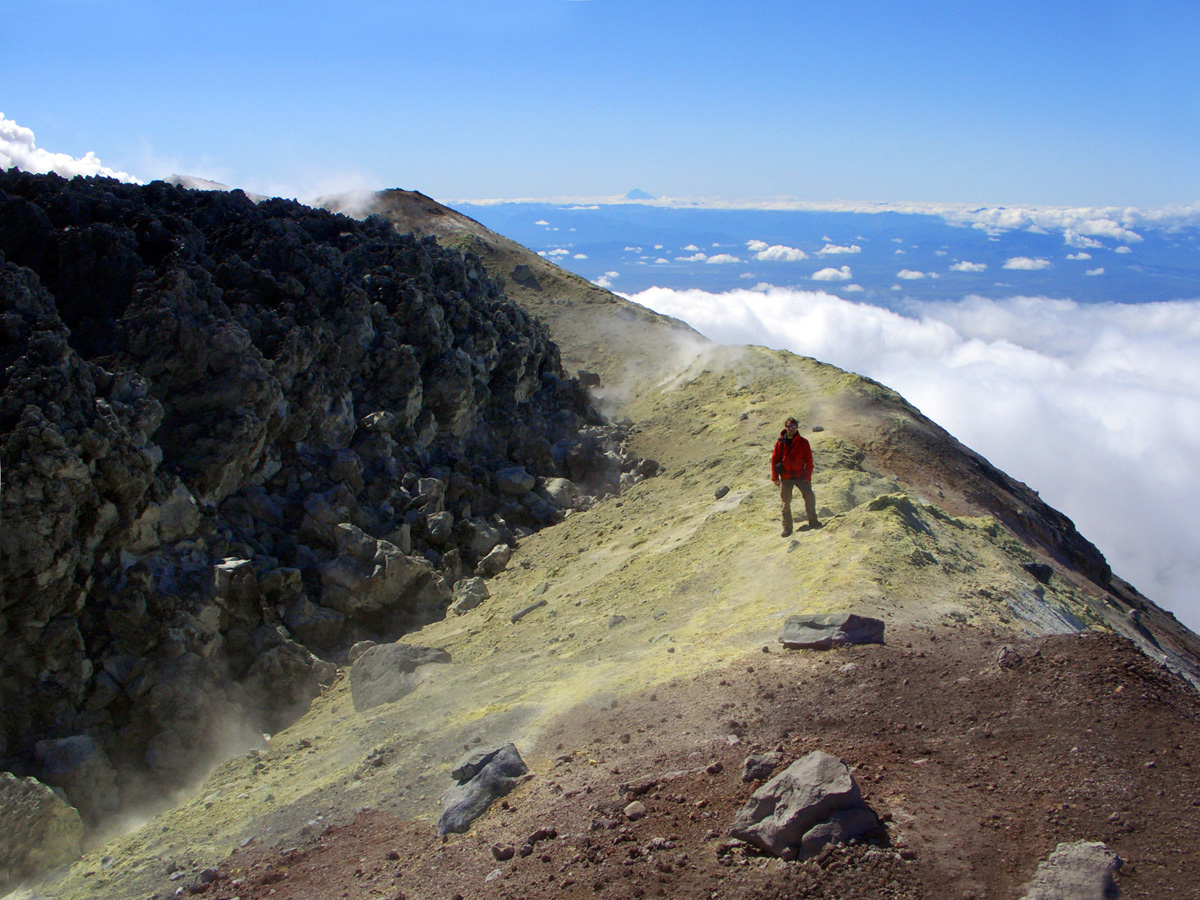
top-left (770, 417), bottom-right (820, 537)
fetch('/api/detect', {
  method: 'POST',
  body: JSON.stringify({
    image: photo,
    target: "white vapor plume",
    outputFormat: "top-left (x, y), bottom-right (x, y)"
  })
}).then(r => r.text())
top-left (1, 113), bottom-right (139, 182)
top-left (625, 284), bottom-right (1200, 633)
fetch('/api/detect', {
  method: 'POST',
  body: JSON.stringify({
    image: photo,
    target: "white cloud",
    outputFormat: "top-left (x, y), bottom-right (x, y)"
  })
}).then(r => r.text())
top-left (0, 112), bottom-right (139, 182)
top-left (1086, 267), bottom-right (1105, 276)
top-left (545, 248), bottom-right (570, 257)
top-left (812, 266), bottom-right (853, 281)
top-left (624, 246), bottom-right (642, 252)
top-left (897, 269), bottom-right (926, 280)
top-left (654, 257), bottom-right (670, 264)
top-left (628, 285), bottom-right (1200, 632)
top-left (843, 284), bottom-right (865, 292)
top-left (747, 239), bottom-right (808, 262)
top-left (683, 244), bottom-right (701, 252)
top-left (1067, 252), bottom-right (1092, 260)
top-left (951, 261), bottom-right (987, 272)
top-left (676, 252), bottom-right (709, 262)
top-left (817, 243), bottom-right (862, 255)
top-left (1065, 229), bottom-right (1103, 249)
top-left (1116, 246), bottom-right (1133, 254)
top-left (535, 219), bottom-right (550, 226)
top-left (1004, 257), bottom-right (1052, 270)
top-left (706, 254), bottom-right (742, 264)
top-left (573, 253), bottom-right (588, 259)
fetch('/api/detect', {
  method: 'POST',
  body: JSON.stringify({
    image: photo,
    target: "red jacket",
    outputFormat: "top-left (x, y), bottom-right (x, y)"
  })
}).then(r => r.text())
top-left (771, 431), bottom-right (813, 481)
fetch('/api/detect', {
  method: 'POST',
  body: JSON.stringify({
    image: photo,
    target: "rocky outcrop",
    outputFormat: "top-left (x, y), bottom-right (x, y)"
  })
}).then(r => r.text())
top-left (0, 170), bottom-right (655, 828)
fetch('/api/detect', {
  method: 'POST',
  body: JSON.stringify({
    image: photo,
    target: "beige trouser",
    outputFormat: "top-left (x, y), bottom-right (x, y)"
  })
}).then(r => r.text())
top-left (779, 478), bottom-right (818, 533)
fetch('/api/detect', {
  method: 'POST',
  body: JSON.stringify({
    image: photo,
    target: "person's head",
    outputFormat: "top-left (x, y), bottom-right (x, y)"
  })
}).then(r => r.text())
top-left (783, 417), bottom-right (799, 433)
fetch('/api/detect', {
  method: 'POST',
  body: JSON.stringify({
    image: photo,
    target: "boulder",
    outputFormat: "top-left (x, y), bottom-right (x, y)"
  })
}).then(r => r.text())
top-left (32, 735), bottom-right (118, 824)
top-left (450, 577), bottom-right (490, 616)
top-left (730, 750), bottom-right (875, 861)
top-left (426, 510), bottom-right (455, 545)
top-left (0, 772), bottom-right (83, 891)
top-left (542, 477), bottom-right (580, 510)
top-left (438, 743), bottom-right (529, 835)
top-left (321, 523), bottom-right (450, 620)
top-left (1018, 840), bottom-right (1122, 900)
top-left (350, 642), bottom-right (452, 712)
top-left (476, 543), bottom-right (513, 579)
top-left (495, 466), bottom-right (536, 496)
top-left (779, 613), bottom-right (885, 650)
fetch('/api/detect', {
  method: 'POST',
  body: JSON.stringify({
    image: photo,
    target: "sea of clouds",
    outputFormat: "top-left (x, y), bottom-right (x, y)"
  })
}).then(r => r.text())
top-left (628, 284), bottom-right (1200, 632)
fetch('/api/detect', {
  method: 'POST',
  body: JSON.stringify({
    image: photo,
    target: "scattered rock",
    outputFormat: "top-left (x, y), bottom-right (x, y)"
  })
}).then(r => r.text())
top-left (779, 613), bottom-right (885, 650)
top-left (438, 743), bottom-right (529, 835)
top-left (511, 599), bottom-right (547, 624)
top-left (742, 752), bottom-right (782, 783)
top-left (714, 485), bottom-right (730, 500)
top-left (624, 801), bottom-right (647, 821)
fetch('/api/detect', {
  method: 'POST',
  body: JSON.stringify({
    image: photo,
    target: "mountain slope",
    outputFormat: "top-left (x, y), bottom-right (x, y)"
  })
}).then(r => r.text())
top-left (17, 189), bottom-right (1200, 900)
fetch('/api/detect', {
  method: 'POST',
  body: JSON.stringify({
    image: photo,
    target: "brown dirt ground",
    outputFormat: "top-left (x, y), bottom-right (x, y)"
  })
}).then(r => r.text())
top-left (184, 626), bottom-right (1200, 900)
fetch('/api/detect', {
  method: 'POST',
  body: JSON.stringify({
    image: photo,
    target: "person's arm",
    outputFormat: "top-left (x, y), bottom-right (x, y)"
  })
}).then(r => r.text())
top-left (800, 439), bottom-right (814, 481)
top-left (770, 442), bottom-right (782, 483)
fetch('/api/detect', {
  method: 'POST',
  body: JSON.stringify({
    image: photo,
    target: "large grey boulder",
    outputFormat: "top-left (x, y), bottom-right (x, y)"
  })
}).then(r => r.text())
top-left (438, 743), bottom-right (529, 835)
top-left (779, 613), bottom-right (885, 650)
top-left (33, 735), bottom-right (118, 824)
top-left (350, 642), bottom-right (451, 712)
top-left (730, 750), bottom-right (876, 861)
top-left (1018, 841), bottom-right (1122, 900)
top-left (0, 772), bottom-right (83, 892)
top-left (321, 523), bottom-right (450, 620)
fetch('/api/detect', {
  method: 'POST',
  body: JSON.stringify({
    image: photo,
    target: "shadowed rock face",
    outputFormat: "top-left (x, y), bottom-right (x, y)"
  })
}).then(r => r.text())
top-left (0, 170), bottom-right (652, 825)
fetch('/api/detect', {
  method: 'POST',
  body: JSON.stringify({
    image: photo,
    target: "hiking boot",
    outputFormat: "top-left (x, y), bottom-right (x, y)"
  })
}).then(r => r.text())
top-left (780, 528), bottom-right (792, 538)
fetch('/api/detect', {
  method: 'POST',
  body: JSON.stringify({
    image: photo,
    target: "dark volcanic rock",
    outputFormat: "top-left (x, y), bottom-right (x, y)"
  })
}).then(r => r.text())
top-left (438, 742), bottom-right (529, 835)
top-left (779, 613), bottom-right (885, 650)
top-left (0, 170), bottom-right (655, 829)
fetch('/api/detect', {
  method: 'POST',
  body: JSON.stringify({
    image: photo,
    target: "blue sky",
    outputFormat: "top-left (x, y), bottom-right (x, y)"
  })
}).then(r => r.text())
top-left (4, 0), bottom-right (1199, 206)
